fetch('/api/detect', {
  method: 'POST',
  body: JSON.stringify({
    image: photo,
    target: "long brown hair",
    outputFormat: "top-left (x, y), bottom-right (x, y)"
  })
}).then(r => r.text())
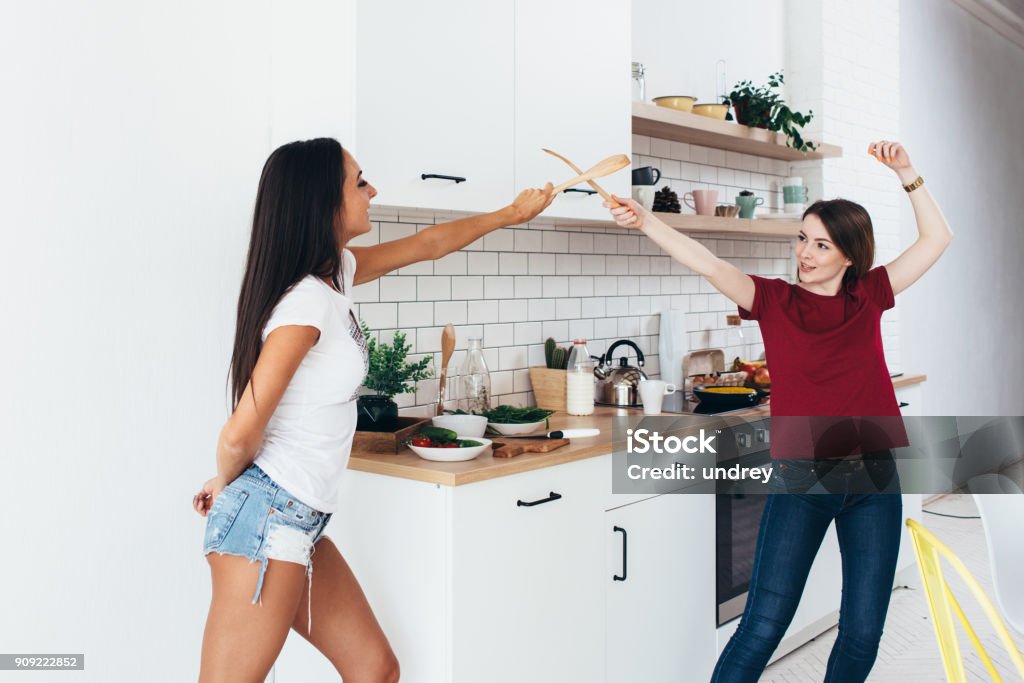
top-left (802, 199), bottom-right (875, 287)
top-left (228, 138), bottom-right (346, 411)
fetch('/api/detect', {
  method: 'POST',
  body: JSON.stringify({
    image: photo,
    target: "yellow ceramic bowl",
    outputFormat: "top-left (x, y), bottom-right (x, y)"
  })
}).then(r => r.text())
top-left (652, 96), bottom-right (696, 113)
top-left (692, 103), bottom-right (730, 120)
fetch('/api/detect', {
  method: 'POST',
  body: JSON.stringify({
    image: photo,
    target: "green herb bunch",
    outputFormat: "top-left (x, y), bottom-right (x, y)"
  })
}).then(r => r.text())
top-left (722, 71), bottom-right (817, 154)
top-left (360, 321), bottom-right (433, 398)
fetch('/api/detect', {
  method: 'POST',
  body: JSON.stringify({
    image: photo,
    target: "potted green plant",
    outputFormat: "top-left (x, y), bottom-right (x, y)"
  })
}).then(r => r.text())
top-left (722, 71), bottom-right (817, 154)
top-left (357, 322), bottom-right (433, 432)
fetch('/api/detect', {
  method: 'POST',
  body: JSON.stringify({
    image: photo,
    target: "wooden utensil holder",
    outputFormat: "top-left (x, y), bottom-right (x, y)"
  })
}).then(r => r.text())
top-left (528, 366), bottom-right (567, 411)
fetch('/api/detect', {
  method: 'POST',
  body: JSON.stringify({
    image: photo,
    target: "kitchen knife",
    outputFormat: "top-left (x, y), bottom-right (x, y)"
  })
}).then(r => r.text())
top-left (486, 428), bottom-right (601, 439)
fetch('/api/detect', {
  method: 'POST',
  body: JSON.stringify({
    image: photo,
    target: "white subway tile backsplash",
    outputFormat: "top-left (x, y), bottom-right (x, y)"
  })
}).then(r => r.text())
top-left (514, 229), bottom-right (543, 252)
top-left (542, 231), bottom-right (569, 253)
top-left (617, 235), bottom-right (640, 254)
top-left (556, 298), bottom-right (581, 320)
top-left (542, 319), bottom-right (568, 342)
top-left (484, 229), bottom-right (515, 251)
top-left (594, 234), bottom-right (618, 254)
top-left (594, 276), bottom-right (618, 296)
top-left (380, 276), bottom-right (418, 302)
top-left (594, 316), bottom-right (618, 339)
top-left (451, 276), bottom-right (484, 300)
top-left (617, 277), bottom-right (640, 296)
top-left (399, 302), bottom-right (434, 328)
top-left (360, 303), bottom-right (398, 329)
top-left (542, 276), bottom-right (569, 298)
top-left (568, 276), bottom-right (594, 298)
top-left (556, 254), bottom-right (582, 275)
top-left (581, 297), bottom-right (605, 318)
top-left (628, 256), bottom-right (651, 275)
top-left (468, 252), bottom-right (499, 275)
top-left (581, 254), bottom-right (606, 275)
top-left (528, 252), bottom-right (556, 275)
top-left (499, 252), bottom-right (529, 275)
top-left (417, 276), bottom-right (451, 300)
top-left (434, 251), bottom-right (467, 275)
top-left (606, 255), bottom-right (629, 275)
top-left (484, 276), bottom-right (515, 299)
top-left (513, 322), bottom-right (542, 346)
top-left (528, 298), bottom-right (556, 321)
top-left (569, 233), bottom-right (594, 254)
top-left (499, 299), bottom-right (529, 323)
top-left (467, 300), bottom-right (498, 324)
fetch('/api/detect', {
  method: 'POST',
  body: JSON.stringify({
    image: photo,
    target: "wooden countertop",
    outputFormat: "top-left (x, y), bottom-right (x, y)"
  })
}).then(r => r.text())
top-left (347, 374), bottom-right (926, 486)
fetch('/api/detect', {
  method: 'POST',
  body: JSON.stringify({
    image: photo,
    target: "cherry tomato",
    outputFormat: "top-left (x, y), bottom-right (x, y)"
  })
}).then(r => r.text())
top-left (410, 435), bottom-right (432, 448)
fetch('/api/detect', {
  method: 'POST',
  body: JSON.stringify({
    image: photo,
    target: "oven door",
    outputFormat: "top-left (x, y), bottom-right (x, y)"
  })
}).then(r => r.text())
top-left (716, 445), bottom-right (771, 626)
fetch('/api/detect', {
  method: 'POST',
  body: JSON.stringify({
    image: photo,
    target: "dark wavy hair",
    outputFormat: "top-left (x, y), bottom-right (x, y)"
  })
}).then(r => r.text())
top-left (802, 198), bottom-right (875, 287)
top-left (228, 138), bottom-right (346, 411)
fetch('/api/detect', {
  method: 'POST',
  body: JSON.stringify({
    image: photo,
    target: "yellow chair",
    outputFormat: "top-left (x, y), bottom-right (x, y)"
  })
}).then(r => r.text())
top-left (905, 518), bottom-right (1024, 682)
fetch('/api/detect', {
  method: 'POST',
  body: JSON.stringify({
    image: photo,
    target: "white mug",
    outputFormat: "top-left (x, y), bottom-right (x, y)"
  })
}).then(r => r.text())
top-left (632, 185), bottom-right (655, 210)
top-left (638, 379), bottom-right (677, 415)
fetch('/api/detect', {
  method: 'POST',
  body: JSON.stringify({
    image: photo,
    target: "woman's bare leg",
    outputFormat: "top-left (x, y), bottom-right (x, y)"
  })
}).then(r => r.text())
top-left (199, 555), bottom-right (307, 682)
top-left (290, 537), bottom-right (399, 682)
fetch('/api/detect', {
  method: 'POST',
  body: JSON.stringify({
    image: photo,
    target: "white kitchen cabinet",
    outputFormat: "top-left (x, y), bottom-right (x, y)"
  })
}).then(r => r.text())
top-left (450, 456), bottom-right (606, 682)
top-left (606, 493), bottom-right (717, 683)
top-left (514, 0), bottom-right (632, 221)
top-left (356, 1), bottom-right (515, 213)
top-left (895, 383), bottom-right (923, 416)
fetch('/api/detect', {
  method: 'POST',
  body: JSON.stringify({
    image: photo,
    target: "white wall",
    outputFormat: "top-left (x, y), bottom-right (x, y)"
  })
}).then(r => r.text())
top-left (631, 0), bottom-right (786, 103)
top-left (0, 0), bottom-right (353, 680)
top-left (900, 0), bottom-right (1024, 414)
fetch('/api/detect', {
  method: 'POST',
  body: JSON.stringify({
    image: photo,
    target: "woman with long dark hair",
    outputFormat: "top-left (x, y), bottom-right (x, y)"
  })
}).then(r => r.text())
top-left (607, 141), bottom-right (952, 682)
top-left (192, 138), bottom-right (552, 681)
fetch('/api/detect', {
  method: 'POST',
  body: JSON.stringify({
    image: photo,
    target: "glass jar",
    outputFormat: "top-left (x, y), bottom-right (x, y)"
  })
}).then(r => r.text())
top-left (457, 337), bottom-right (491, 413)
top-left (565, 339), bottom-right (595, 416)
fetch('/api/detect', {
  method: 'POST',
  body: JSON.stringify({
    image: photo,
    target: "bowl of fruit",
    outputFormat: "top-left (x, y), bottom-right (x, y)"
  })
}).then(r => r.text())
top-left (732, 357), bottom-right (771, 396)
top-left (406, 427), bottom-right (492, 462)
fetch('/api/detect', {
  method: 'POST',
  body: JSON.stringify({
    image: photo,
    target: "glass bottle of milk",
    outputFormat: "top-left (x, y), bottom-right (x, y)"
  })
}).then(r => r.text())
top-left (565, 340), bottom-right (595, 416)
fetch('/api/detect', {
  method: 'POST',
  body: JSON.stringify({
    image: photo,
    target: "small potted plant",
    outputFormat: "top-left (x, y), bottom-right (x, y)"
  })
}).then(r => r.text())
top-left (357, 323), bottom-right (433, 432)
top-left (722, 71), bottom-right (817, 154)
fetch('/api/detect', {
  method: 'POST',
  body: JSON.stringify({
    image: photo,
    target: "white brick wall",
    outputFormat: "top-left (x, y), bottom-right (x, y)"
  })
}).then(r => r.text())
top-left (788, 0), bottom-right (904, 371)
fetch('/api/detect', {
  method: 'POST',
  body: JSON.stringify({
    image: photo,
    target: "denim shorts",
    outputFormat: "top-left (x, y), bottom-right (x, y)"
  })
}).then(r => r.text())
top-left (203, 464), bottom-right (332, 631)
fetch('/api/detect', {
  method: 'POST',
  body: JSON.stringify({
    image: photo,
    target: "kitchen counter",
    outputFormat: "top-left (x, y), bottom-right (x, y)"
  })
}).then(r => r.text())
top-left (348, 374), bottom-right (927, 486)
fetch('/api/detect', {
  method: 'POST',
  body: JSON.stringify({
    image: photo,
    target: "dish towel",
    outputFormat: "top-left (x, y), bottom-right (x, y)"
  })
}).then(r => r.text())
top-left (658, 308), bottom-right (689, 389)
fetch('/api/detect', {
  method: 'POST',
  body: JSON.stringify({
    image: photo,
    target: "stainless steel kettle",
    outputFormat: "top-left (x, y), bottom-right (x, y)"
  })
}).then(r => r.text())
top-left (594, 339), bottom-right (647, 406)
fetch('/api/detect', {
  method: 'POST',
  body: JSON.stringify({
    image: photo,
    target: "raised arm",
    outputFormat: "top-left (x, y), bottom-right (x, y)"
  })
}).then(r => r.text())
top-left (606, 196), bottom-right (755, 311)
top-left (869, 141), bottom-right (953, 296)
top-left (349, 184), bottom-right (553, 285)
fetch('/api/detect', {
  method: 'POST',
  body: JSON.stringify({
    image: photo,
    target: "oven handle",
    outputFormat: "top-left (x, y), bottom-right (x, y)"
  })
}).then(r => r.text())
top-left (613, 526), bottom-right (627, 581)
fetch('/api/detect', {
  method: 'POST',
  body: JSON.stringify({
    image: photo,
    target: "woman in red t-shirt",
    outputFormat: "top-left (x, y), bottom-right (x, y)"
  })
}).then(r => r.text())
top-left (606, 141), bottom-right (952, 683)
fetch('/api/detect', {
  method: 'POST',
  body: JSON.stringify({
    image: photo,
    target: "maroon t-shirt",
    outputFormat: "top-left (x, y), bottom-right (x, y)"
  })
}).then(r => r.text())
top-left (739, 266), bottom-right (907, 458)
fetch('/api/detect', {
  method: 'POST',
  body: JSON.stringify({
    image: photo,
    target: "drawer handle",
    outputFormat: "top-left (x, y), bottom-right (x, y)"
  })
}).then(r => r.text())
top-left (516, 491), bottom-right (562, 507)
top-left (421, 173), bottom-right (466, 184)
top-left (613, 526), bottom-right (627, 581)
top-left (562, 188), bottom-right (597, 195)
top-left (898, 402), bottom-right (909, 408)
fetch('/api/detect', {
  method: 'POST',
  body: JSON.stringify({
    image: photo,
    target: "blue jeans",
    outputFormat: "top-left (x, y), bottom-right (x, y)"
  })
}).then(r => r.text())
top-left (711, 459), bottom-right (903, 683)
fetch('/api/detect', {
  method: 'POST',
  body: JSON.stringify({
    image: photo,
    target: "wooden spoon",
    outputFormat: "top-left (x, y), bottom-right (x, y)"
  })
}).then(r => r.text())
top-left (542, 148), bottom-right (618, 205)
top-left (437, 323), bottom-right (456, 415)
top-left (550, 154), bottom-right (630, 195)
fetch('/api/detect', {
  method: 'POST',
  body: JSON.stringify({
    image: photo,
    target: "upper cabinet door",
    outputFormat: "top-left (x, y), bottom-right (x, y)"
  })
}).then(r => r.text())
top-left (356, 1), bottom-right (515, 214)
top-left (514, 0), bottom-right (631, 221)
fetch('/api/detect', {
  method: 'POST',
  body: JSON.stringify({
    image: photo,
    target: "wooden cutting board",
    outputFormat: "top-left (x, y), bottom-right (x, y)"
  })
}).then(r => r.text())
top-left (491, 438), bottom-right (570, 458)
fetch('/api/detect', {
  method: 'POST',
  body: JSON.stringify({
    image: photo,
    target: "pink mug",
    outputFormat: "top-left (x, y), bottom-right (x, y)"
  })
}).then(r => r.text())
top-left (684, 189), bottom-right (719, 216)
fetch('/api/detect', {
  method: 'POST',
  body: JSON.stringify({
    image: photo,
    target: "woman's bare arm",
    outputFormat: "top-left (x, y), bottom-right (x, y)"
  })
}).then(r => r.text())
top-left (216, 325), bottom-right (319, 484)
top-left (869, 141), bottom-right (953, 295)
top-left (349, 185), bottom-right (553, 285)
top-left (606, 196), bottom-right (755, 311)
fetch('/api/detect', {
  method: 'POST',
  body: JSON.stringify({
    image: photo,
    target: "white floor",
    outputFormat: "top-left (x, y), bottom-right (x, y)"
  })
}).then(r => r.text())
top-left (761, 492), bottom-right (1024, 682)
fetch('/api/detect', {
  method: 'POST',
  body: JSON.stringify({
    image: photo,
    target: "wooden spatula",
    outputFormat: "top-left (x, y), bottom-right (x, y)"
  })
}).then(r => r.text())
top-left (550, 154), bottom-right (630, 195)
top-left (436, 323), bottom-right (456, 416)
top-left (542, 148), bottom-right (618, 205)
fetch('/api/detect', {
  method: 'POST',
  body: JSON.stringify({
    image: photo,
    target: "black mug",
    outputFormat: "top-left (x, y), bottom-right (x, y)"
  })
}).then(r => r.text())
top-left (631, 166), bottom-right (662, 186)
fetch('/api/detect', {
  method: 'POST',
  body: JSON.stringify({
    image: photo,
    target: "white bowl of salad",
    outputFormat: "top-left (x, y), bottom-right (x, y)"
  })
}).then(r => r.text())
top-left (406, 427), bottom-right (491, 462)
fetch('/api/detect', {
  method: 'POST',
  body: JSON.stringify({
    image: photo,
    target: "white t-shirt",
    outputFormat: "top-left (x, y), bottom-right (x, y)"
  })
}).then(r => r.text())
top-left (253, 248), bottom-right (367, 513)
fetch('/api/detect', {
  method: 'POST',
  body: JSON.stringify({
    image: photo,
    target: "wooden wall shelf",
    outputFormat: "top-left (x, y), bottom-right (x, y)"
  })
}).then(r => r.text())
top-left (632, 102), bottom-right (842, 162)
top-left (547, 211), bottom-right (801, 237)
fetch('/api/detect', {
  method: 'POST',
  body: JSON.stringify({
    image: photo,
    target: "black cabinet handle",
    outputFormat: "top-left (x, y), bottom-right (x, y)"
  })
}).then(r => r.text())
top-left (563, 188), bottom-right (597, 195)
top-left (613, 526), bottom-right (627, 581)
top-left (517, 491), bottom-right (562, 507)
top-left (899, 402), bottom-right (909, 408)
top-left (421, 173), bottom-right (466, 183)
